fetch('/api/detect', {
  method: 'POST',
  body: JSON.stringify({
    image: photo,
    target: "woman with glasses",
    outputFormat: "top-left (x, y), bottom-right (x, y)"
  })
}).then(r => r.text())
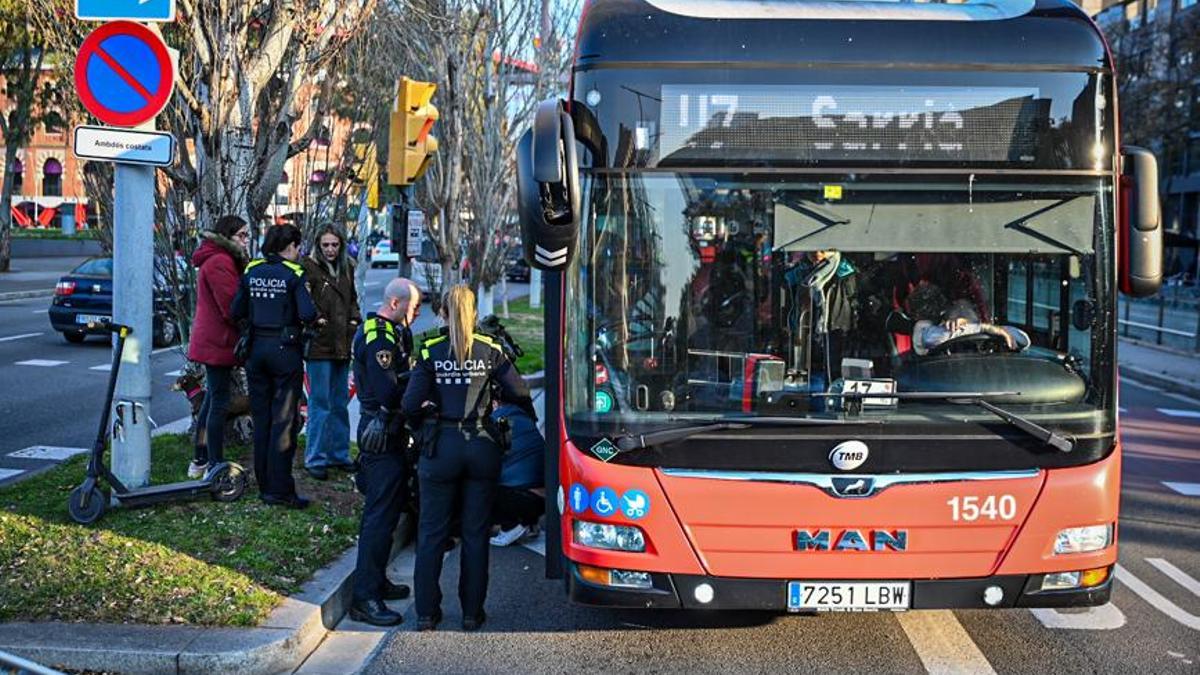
top-left (300, 225), bottom-right (361, 480)
top-left (187, 215), bottom-right (251, 478)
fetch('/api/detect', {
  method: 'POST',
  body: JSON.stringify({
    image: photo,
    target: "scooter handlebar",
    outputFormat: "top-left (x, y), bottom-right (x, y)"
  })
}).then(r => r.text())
top-left (89, 320), bottom-right (133, 335)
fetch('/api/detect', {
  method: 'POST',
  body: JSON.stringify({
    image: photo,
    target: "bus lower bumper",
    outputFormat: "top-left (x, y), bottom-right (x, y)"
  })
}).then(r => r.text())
top-left (567, 562), bottom-right (1113, 610)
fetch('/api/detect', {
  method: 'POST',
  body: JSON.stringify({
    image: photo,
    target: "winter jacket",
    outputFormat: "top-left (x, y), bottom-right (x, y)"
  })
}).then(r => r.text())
top-left (301, 256), bottom-right (361, 361)
top-left (188, 232), bottom-right (247, 367)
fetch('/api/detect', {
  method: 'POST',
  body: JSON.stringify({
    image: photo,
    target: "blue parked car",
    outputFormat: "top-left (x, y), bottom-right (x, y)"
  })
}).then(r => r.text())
top-left (48, 257), bottom-right (185, 347)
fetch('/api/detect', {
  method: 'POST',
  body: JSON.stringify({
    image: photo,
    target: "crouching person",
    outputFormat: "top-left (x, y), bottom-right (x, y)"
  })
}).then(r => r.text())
top-left (348, 278), bottom-right (422, 626)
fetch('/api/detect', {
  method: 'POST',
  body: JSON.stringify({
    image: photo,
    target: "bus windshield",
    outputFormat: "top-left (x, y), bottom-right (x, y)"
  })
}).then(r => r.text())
top-left (564, 173), bottom-right (1114, 437)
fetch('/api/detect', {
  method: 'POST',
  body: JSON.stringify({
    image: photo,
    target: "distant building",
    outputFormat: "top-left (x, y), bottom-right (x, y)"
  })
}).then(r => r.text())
top-left (0, 71), bottom-right (93, 231)
top-left (1094, 0), bottom-right (1200, 279)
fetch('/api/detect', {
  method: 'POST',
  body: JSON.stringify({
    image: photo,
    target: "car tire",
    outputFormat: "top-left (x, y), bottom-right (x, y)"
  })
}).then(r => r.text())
top-left (153, 316), bottom-right (179, 348)
top-left (63, 330), bottom-right (86, 344)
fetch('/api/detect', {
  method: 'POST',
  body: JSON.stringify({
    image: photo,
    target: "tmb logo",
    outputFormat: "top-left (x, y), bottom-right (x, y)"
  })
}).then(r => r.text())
top-left (828, 440), bottom-right (869, 471)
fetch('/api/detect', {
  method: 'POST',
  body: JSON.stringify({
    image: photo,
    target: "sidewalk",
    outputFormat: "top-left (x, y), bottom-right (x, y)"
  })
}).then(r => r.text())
top-left (0, 256), bottom-right (87, 300)
top-left (1118, 338), bottom-right (1200, 398)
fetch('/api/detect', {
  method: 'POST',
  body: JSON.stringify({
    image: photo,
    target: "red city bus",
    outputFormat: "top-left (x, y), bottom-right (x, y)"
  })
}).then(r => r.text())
top-left (516, 0), bottom-right (1163, 612)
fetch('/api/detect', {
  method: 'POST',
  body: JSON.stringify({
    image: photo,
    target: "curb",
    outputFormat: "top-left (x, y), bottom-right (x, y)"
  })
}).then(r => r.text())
top-left (0, 514), bottom-right (412, 675)
top-left (1119, 363), bottom-right (1200, 400)
top-left (0, 289), bottom-right (53, 302)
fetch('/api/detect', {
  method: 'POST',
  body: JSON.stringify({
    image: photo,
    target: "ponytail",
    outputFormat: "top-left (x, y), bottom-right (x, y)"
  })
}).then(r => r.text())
top-left (445, 284), bottom-right (476, 368)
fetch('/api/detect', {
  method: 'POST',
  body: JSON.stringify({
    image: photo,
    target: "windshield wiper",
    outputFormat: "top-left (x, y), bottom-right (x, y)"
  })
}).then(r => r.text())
top-left (616, 415), bottom-right (877, 453)
top-left (837, 391), bottom-right (1074, 453)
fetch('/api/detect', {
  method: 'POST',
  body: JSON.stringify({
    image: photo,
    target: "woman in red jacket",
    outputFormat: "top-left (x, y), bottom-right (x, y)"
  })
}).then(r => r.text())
top-left (187, 215), bottom-right (250, 478)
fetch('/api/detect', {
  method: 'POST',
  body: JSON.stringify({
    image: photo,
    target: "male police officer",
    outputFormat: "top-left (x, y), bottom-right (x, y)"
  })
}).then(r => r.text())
top-left (347, 278), bottom-right (421, 626)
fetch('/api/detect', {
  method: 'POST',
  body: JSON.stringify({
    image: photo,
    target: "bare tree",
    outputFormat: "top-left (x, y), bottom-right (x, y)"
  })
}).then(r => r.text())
top-left (381, 0), bottom-right (576, 312)
top-left (0, 0), bottom-right (53, 272)
top-left (1103, 9), bottom-right (1200, 276)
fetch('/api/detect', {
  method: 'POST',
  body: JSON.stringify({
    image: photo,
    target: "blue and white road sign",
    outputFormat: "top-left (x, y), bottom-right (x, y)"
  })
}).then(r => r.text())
top-left (76, 0), bottom-right (177, 22)
top-left (591, 487), bottom-right (618, 517)
top-left (75, 22), bottom-right (175, 128)
top-left (621, 490), bottom-right (650, 520)
top-left (568, 483), bottom-right (590, 514)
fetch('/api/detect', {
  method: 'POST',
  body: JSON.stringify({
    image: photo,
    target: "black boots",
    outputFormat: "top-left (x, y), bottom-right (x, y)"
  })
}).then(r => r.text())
top-left (349, 599), bottom-right (403, 627)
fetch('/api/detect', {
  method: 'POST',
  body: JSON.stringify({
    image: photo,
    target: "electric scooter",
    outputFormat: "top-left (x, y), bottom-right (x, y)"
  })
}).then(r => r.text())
top-left (68, 321), bottom-right (247, 525)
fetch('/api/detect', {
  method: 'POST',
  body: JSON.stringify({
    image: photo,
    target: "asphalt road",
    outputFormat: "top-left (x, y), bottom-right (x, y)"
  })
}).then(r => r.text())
top-left (362, 379), bottom-right (1200, 674)
top-left (0, 262), bottom-right (529, 487)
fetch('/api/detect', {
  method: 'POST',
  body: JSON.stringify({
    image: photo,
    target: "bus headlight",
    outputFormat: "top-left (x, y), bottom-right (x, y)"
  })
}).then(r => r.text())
top-left (573, 519), bottom-right (646, 552)
top-left (1053, 524), bottom-right (1113, 554)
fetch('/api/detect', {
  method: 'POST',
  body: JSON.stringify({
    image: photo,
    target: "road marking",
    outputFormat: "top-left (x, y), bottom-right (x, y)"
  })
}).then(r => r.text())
top-left (1158, 408), bottom-right (1200, 419)
top-left (1115, 564), bottom-right (1200, 631)
top-left (1123, 378), bottom-right (1162, 392)
top-left (31, 309), bottom-right (48, 314)
top-left (1162, 482), bottom-right (1200, 496)
top-left (0, 332), bottom-right (43, 343)
top-left (8, 446), bottom-right (89, 461)
top-left (0, 468), bottom-right (25, 482)
top-left (90, 364), bottom-right (111, 371)
top-left (15, 359), bottom-right (68, 367)
top-left (152, 345), bottom-right (179, 355)
top-left (1147, 559), bottom-right (1200, 598)
top-left (895, 610), bottom-right (997, 674)
top-left (165, 369), bottom-right (182, 377)
top-left (1030, 603), bottom-right (1126, 630)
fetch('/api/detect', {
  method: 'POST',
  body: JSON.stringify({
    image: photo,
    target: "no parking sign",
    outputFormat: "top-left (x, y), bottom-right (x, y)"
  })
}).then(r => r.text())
top-left (74, 21), bottom-right (174, 128)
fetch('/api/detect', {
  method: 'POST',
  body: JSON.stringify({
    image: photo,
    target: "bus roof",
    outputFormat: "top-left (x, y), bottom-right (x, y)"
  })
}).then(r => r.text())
top-left (575, 0), bottom-right (1110, 72)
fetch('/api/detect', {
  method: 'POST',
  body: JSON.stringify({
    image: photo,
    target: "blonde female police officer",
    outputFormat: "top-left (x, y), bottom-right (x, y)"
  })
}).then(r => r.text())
top-left (402, 285), bottom-right (535, 631)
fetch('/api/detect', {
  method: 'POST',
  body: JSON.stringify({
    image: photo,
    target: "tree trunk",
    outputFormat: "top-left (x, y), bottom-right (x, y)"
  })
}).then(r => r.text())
top-left (500, 275), bottom-right (509, 319)
top-left (0, 144), bottom-right (19, 273)
top-left (476, 282), bottom-right (495, 318)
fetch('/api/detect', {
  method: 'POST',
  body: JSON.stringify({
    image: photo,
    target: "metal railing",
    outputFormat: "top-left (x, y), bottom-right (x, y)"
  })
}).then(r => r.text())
top-left (1118, 283), bottom-right (1200, 352)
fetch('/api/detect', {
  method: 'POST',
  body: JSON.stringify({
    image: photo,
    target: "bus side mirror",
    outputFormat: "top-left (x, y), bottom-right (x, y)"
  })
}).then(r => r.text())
top-left (517, 99), bottom-right (581, 271)
top-left (1119, 146), bottom-right (1162, 298)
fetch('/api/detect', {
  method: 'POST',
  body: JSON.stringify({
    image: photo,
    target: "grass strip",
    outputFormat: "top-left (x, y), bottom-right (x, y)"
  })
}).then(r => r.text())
top-left (0, 434), bottom-right (361, 626)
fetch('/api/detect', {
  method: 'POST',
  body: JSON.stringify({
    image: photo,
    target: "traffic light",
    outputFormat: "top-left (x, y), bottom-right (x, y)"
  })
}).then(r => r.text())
top-left (388, 77), bottom-right (439, 186)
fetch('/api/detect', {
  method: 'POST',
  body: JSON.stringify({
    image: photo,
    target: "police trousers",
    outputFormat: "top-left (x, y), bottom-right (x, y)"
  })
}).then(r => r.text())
top-left (414, 426), bottom-right (502, 619)
top-left (352, 416), bottom-right (409, 603)
top-left (246, 338), bottom-right (303, 499)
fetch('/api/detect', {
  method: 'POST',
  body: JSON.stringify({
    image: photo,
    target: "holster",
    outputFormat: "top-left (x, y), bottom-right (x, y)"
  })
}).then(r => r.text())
top-left (415, 418), bottom-right (440, 459)
top-left (483, 415), bottom-right (512, 451)
top-left (234, 330), bottom-right (253, 365)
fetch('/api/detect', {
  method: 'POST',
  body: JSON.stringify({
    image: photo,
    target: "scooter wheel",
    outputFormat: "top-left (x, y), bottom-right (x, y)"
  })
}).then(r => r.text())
top-left (210, 464), bottom-right (246, 503)
top-left (68, 486), bottom-right (107, 525)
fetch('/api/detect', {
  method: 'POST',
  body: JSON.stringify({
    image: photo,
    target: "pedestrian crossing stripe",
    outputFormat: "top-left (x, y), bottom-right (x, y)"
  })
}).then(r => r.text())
top-left (9, 446), bottom-right (89, 461)
top-left (16, 359), bottom-right (68, 367)
top-left (1162, 482), bottom-right (1200, 496)
top-left (0, 468), bottom-right (24, 482)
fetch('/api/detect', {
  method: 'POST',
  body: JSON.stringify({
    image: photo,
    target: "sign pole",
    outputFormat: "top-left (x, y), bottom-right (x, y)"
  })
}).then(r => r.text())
top-left (110, 161), bottom-right (155, 490)
top-left (73, 14), bottom-right (176, 490)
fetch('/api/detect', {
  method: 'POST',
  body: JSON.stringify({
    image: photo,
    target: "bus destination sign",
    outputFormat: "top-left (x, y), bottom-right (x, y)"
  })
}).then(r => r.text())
top-left (658, 85), bottom-right (1046, 165)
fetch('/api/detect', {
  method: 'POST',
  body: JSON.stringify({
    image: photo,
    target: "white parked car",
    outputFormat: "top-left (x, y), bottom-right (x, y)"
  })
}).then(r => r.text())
top-left (369, 239), bottom-right (400, 268)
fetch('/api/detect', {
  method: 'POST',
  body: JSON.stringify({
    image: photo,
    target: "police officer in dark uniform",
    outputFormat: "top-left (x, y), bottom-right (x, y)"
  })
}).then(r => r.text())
top-left (402, 285), bottom-right (535, 632)
top-left (231, 224), bottom-right (317, 509)
top-left (347, 278), bottom-right (421, 626)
